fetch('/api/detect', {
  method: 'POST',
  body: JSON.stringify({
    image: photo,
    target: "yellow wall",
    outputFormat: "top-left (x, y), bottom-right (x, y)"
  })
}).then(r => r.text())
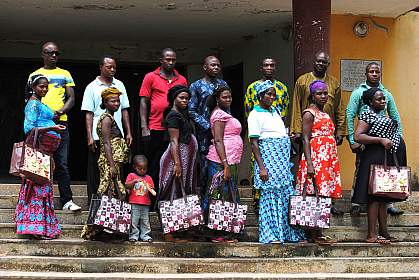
top-left (330, 12), bottom-right (419, 189)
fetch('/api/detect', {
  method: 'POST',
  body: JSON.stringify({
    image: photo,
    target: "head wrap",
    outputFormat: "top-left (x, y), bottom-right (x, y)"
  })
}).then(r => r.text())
top-left (254, 80), bottom-right (274, 97)
top-left (101, 87), bottom-right (121, 100)
top-left (362, 87), bottom-right (381, 106)
top-left (309, 80), bottom-right (327, 95)
top-left (167, 85), bottom-right (190, 105)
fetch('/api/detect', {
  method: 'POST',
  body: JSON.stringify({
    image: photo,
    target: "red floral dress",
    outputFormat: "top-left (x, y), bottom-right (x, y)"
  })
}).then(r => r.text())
top-left (296, 107), bottom-right (342, 198)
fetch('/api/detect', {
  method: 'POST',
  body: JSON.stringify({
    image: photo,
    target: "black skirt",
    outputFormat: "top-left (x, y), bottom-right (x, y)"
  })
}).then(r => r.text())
top-left (352, 138), bottom-right (407, 205)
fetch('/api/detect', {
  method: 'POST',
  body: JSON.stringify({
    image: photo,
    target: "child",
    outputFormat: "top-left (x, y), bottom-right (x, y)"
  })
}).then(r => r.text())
top-left (125, 155), bottom-right (156, 242)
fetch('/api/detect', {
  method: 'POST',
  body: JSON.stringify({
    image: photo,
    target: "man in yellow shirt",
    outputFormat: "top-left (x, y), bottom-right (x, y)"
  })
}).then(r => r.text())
top-left (28, 42), bottom-right (81, 212)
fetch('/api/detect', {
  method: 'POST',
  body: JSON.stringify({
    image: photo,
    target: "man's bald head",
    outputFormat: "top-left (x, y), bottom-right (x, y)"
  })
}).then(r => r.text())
top-left (203, 56), bottom-right (221, 78)
top-left (42, 41), bottom-right (58, 51)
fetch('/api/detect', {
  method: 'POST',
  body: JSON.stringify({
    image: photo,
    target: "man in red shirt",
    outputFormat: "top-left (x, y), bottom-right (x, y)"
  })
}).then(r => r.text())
top-left (139, 48), bottom-right (187, 201)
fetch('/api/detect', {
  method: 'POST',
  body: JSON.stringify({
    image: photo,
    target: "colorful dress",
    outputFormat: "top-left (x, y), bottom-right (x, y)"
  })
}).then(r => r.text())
top-left (81, 112), bottom-right (128, 240)
top-left (248, 105), bottom-right (305, 244)
top-left (15, 99), bottom-right (61, 238)
top-left (158, 110), bottom-right (198, 204)
top-left (296, 107), bottom-right (342, 198)
top-left (203, 109), bottom-right (243, 215)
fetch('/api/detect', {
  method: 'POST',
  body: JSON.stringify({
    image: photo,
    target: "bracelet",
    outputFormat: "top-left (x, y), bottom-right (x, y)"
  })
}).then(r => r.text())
top-left (221, 159), bottom-right (228, 163)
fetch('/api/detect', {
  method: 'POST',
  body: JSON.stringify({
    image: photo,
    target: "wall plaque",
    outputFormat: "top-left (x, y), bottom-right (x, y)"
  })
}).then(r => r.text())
top-left (340, 59), bottom-right (382, 91)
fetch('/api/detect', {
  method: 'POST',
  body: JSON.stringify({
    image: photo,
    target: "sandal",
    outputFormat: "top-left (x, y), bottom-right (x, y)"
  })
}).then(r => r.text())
top-left (224, 238), bottom-right (238, 243)
top-left (365, 236), bottom-right (391, 244)
top-left (382, 235), bottom-right (399, 242)
top-left (314, 235), bottom-right (337, 244)
top-left (211, 237), bottom-right (225, 243)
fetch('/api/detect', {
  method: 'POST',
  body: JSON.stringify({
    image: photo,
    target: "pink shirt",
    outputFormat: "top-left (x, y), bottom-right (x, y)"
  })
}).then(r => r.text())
top-left (139, 67), bottom-right (187, 130)
top-left (207, 109), bottom-right (243, 165)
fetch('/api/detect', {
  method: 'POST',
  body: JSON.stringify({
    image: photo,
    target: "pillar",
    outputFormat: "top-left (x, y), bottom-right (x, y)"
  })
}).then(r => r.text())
top-left (292, 0), bottom-right (331, 80)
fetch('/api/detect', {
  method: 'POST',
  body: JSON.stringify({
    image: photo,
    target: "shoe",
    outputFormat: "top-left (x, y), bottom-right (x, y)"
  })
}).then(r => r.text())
top-left (62, 200), bottom-right (82, 212)
top-left (129, 239), bottom-right (137, 243)
top-left (331, 206), bottom-right (344, 216)
top-left (211, 237), bottom-right (225, 243)
top-left (387, 207), bottom-right (404, 216)
top-left (350, 205), bottom-right (361, 217)
top-left (144, 238), bottom-right (153, 243)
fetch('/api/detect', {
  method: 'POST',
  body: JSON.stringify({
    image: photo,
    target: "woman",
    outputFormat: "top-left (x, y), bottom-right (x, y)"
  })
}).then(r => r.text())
top-left (353, 87), bottom-right (406, 244)
top-left (248, 80), bottom-right (305, 244)
top-left (158, 85), bottom-right (198, 242)
top-left (15, 74), bottom-right (65, 239)
top-left (81, 87), bottom-right (128, 240)
top-left (296, 80), bottom-right (342, 244)
top-left (203, 86), bottom-right (243, 243)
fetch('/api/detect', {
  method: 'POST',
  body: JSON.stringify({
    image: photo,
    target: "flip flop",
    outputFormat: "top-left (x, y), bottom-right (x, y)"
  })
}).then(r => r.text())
top-left (365, 236), bottom-right (390, 244)
top-left (382, 235), bottom-right (399, 242)
top-left (314, 235), bottom-right (337, 244)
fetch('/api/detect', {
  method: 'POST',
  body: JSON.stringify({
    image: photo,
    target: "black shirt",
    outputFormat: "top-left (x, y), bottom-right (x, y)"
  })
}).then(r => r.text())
top-left (166, 109), bottom-right (194, 144)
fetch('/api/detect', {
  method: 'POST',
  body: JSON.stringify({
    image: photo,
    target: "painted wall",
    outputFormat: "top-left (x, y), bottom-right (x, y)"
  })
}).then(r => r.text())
top-left (329, 12), bottom-right (419, 189)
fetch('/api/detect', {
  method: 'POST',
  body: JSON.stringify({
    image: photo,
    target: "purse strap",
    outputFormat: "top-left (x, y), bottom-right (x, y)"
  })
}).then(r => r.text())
top-left (384, 150), bottom-right (401, 172)
top-left (169, 176), bottom-right (187, 205)
top-left (302, 176), bottom-right (319, 201)
top-left (25, 128), bottom-right (40, 149)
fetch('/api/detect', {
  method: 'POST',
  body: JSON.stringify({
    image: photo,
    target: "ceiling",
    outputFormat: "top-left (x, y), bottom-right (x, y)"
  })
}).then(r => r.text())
top-left (0, 0), bottom-right (417, 47)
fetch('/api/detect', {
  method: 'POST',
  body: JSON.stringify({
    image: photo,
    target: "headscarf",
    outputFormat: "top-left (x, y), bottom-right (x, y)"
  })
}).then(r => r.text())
top-left (309, 80), bottom-right (327, 95)
top-left (167, 85), bottom-right (190, 105)
top-left (362, 87), bottom-right (381, 106)
top-left (254, 80), bottom-right (274, 97)
top-left (101, 87), bottom-right (121, 100)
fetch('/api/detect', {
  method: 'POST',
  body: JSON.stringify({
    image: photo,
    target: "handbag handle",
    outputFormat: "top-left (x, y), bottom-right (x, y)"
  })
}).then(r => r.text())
top-left (302, 176), bottom-right (319, 201)
top-left (25, 128), bottom-right (40, 149)
top-left (384, 150), bottom-right (401, 172)
top-left (214, 171), bottom-right (237, 204)
top-left (169, 176), bottom-right (187, 205)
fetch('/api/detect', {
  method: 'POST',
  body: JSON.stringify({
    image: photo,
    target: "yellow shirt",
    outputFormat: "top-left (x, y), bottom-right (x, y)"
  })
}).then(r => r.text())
top-left (290, 72), bottom-right (347, 136)
top-left (28, 67), bottom-right (75, 121)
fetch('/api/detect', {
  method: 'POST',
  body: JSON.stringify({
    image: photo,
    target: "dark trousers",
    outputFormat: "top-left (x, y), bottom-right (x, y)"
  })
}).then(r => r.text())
top-left (54, 123), bottom-right (73, 206)
top-left (87, 140), bottom-right (100, 203)
top-left (144, 130), bottom-right (169, 209)
top-left (198, 151), bottom-right (209, 199)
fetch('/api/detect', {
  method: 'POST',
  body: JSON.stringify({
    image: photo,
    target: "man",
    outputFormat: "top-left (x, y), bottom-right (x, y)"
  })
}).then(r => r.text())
top-left (28, 42), bottom-right (81, 211)
top-left (189, 56), bottom-right (228, 197)
top-left (290, 51), bottom-right (346, 215)
top-left (81, 56), bottom-right (133, 203)
top-left (244, 57), bottom-right (289, 119)
top-left (139, 48), bottom-right (187, 196)
top-left (346, 62), bottom-right (403, 216)
top-left (244, 57), bottom-right (289, 211)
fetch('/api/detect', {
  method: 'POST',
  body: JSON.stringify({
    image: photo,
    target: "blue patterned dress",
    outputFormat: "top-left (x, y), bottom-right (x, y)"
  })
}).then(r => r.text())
top-left (248, 105), bottom-right (305, 244)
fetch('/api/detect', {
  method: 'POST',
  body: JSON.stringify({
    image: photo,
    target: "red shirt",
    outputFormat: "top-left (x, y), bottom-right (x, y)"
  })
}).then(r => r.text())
top-left (125, 173), bottom-right (154, 205)
top-left (139, 67), bottom-right (188, 130)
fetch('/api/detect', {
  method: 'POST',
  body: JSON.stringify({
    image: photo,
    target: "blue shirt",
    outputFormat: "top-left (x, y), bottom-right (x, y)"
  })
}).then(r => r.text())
top-left (346, 82), bottom-right (402, 144)
top-left (24, 99), bottom-right (60, 137)
top-left (188, 78), bottom-right (228, 153)
top-left (81, 77), bottom-right (130, 141)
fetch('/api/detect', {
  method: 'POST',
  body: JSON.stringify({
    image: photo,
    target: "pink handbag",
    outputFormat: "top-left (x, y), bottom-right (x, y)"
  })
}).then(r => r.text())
top-left (289, 178), bottom-right (331, 229)
top-left (369, 151), bottom-right (411, 200)
top-left (9, 129), bottom-right (53, 185)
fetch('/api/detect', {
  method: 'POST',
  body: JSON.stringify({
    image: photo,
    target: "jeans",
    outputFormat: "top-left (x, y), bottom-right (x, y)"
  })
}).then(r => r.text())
top-left (54, 122), bottom-right (73, 206)
top-left (129, 204), bottom-right (152, 241)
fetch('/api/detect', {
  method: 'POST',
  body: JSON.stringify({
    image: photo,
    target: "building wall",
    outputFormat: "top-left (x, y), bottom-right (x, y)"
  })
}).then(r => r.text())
top-left (330, 12), bottom-right (419, 189)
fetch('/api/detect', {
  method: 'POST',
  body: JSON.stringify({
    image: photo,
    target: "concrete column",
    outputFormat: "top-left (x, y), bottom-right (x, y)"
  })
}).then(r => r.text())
top-left (292, 0), bottom-right (331, 80)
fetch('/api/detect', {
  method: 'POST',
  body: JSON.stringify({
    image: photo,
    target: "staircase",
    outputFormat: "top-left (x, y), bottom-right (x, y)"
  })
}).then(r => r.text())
top-left (0, 181), bottom-right (418, 279)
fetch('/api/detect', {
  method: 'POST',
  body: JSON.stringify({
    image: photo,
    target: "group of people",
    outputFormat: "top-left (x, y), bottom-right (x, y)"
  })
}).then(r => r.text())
top-left (15, 41), bottom-right (406, 245)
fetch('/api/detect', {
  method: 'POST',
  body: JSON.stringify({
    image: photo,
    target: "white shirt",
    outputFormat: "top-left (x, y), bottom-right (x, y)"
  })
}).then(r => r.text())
top-left (247, 105), bottom-right (287, 139)
top-left (81, 77), bottom-right (130, 141)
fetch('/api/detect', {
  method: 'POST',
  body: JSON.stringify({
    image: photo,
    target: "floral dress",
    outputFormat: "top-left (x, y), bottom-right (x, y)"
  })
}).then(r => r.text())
top-left (296, 107), bottom-right (342, 198)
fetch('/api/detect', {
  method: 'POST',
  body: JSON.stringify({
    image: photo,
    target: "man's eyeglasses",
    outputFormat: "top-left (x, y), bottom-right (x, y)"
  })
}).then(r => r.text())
top-left (43, 51), bottom-right (61, 57)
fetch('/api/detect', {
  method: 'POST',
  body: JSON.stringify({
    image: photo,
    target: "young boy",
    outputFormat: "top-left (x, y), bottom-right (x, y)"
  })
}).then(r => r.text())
top-left (125, 155), bottom-right (156, 242)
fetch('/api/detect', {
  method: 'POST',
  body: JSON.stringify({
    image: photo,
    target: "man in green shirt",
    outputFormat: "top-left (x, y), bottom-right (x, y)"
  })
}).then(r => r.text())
top-left (346, 62), bottom-right (403, 216)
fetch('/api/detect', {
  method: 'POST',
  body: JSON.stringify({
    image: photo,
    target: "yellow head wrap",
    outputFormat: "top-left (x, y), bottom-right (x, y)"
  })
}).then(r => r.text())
top-left (101, 87), bottom-right (121, 100)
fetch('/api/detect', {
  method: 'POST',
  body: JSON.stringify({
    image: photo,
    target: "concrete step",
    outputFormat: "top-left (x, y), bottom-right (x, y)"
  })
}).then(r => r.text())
top-left (0, 255), bottom-right (419, 274)
top-left (1, 239), bottom-right (419, 258)
top-left (0, 195), bottom-right (257, 212)
top-left (0, 183), bottom-right (255, 199)
top-left (1, 209), bottom-right (418, 227)
top-left (0, 223), bottom-right (418, 242)
top-left (1, 271), bottom-right (418, 280)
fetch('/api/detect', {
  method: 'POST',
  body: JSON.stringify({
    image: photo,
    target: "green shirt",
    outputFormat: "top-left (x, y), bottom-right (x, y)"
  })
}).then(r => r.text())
top-left (346, 82), bottom-right (402, 144)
